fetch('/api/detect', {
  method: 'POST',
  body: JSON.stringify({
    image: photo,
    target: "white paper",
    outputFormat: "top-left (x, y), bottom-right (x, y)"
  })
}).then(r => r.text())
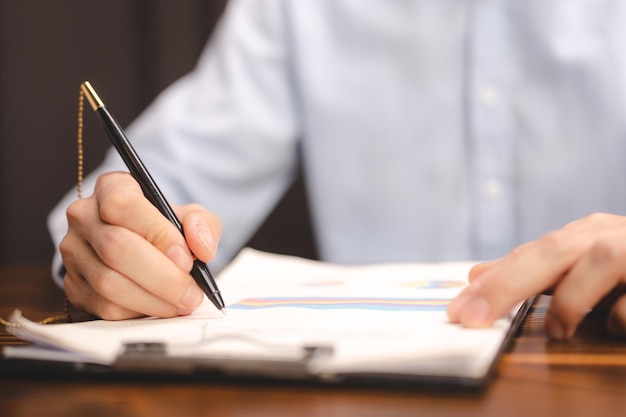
top-left (4, 248), bottom-right (523, 380)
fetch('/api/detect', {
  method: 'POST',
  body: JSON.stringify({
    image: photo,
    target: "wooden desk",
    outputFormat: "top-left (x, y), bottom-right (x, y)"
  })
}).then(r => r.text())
top-left (1, 264), bottom-right (626, 417)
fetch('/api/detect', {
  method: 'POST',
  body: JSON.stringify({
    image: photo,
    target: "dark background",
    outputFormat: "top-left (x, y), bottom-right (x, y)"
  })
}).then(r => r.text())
top-left (0, 0), bottom-right (317, 265)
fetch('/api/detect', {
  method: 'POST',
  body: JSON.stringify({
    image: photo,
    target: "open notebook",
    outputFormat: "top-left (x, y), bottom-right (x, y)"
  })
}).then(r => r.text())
top-left (3, 248), bottom-right (531, 388)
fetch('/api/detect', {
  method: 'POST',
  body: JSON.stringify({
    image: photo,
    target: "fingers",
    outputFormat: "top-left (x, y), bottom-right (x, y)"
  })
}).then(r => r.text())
top-left (448, 213), bottom-right (626, 341)
top-left (95, 173), bottom-right (194, 272)
top-left (65, 261), bottom-right (188, 320)
top-left (69, 184), bottom-right (201, 309)
top-left (96, 173), bottom-right (222, 265)
top-left (61, 225), bottom-right (144, 320)
top-left (545, 233), bottom-right (626, 339)
top-left (448, 227), bottom-right (585, 327)
top-left (61, 172), bottom-right (224, 319)
top-left (87, 220), bottom-right (203, 310)
top-left (466, 243), bottom-right (535, 283)
top-left (62, 197), bottom-right (199, 319)
top-left (64, 269), bottom-right (142, 321)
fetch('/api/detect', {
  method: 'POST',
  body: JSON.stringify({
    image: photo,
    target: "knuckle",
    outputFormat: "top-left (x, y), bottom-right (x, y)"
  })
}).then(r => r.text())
top-left (145, 223), bottom-right (179, 247)
top-left (99, 190), bottom-right (135, 225)
top-left (90, 268), bottom-right (126, 297)
top-left (65, 199), bottom-right (89, 227)
top-left (95, 171), bottom-right (131, 189)
top-left (588, 239), bottom-right (619, 264)
top-left (585, 212), bottom-right (607, 222)
top-left (567, 212), bottom-right (615, 231)
top-left (537, 230), bottom-right (571, 259)
top-left (59, 233), bottom-right (83, 268)
top-left (585, 212), bottom-right (614, 225)
top-left (96, 227), bottom-right (133, 267)
top-left (59, 236), bottom-right (74, 262)
top-left (587, 238), bottom-right (624, 264)
top-left (95, 171), bottom-right (117, 186)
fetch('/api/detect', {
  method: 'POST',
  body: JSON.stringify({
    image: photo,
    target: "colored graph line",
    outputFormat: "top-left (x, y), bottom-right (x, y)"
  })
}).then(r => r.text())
top-left (401, 280), bottom-right (465, 289)
top-left (229, 297), bottom-right (449, 311)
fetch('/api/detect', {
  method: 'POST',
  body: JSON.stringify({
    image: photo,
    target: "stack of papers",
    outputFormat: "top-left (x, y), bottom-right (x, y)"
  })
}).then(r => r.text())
top-left (3, 249), bottom-right (529, 387)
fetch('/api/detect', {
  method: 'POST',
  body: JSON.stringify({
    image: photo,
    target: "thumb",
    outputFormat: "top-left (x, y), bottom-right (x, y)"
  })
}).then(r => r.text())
top-left (176, 204), bottom-right (222, 263)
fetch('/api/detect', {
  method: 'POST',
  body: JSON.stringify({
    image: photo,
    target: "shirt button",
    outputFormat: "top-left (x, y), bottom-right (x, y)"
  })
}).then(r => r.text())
top-left (482, 178), bottom-right (503, 200)
top-left (479, 85), bottom-right (499, 106)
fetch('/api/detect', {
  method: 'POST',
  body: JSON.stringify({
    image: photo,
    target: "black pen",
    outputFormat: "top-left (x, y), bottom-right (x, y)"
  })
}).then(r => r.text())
top-left (81, 81), bottom-right (226, 315)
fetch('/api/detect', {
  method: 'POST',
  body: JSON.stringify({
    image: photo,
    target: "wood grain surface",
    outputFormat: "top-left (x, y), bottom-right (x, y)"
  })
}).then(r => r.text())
top-left (1, 264), bottom-right (625, 417)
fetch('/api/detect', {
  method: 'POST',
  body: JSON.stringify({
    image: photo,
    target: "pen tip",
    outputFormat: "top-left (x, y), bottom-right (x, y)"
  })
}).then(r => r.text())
top-left (220, 308), bottom-right (228, 316)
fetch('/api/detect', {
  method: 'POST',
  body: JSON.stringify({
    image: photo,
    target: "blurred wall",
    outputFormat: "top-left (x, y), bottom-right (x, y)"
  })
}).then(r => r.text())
top-left (0, 0), bottom-right (318, 264)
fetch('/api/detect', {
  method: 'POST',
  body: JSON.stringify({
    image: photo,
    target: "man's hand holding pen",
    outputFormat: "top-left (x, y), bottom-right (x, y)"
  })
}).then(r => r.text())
top-left (61, 172), bottom-right (222, 320)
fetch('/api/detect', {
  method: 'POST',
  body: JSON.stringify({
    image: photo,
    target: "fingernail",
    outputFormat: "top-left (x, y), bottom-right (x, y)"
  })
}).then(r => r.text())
top-left (544, 312), bottom-right (567, 340)
top-left (166, 245), bottom-right (193, 271)
top-left (196, 224), bottom-right (217, 256)
top-left (459, 296), bottom-right (490, 327)
top-left (182, 283), bottom-right (204, 310)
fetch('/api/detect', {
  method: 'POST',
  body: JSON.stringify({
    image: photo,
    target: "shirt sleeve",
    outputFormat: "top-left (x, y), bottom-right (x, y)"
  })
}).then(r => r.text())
top-left (47, 0), bottom-right (301, 286)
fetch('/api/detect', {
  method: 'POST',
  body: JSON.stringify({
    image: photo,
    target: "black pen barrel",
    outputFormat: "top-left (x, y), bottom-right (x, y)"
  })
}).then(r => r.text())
top-left (96, 107), bottom-right (183, 231)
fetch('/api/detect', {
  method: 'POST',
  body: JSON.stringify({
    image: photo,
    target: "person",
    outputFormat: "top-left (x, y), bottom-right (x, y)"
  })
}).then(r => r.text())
top-left (49, 0), bottom-right (626, 339)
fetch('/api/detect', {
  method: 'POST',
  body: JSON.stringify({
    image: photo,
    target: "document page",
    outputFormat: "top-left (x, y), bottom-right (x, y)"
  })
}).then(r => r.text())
top-left (5, 249), bottom-right (524, 381)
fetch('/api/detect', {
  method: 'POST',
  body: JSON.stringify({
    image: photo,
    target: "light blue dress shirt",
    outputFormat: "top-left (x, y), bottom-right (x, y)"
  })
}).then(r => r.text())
top-left (48, 0), bottom-right (626, 285)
